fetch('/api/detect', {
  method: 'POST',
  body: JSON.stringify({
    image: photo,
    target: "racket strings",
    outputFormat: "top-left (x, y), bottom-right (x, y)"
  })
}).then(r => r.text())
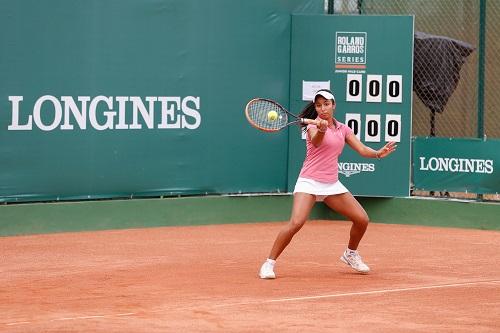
top-left (246, 99), bottom-right (288, 131)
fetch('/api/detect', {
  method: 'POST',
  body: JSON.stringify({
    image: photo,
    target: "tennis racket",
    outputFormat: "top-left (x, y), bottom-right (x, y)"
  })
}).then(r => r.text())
top-left (245, 98), bottom-right (317, 132)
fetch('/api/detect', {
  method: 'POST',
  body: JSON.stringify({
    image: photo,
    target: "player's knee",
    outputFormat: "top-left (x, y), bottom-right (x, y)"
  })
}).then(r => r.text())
top-left (355, 212), bottom-right (370, 227)
top-left (288, 218), bottom-right (306, 234)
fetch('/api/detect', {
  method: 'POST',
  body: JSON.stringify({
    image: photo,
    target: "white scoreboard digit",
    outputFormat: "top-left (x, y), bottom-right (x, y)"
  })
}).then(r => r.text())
top-left (386, 75), bottom-right (403, 103)
top-left (344, 113), bottom-right (361, 140)
top-left (345, 74), bottom-right (363, 102)
top-left (366, 75), bottom-right (382, 103)
top-left (385, 114), bottom-right (402, 142)
top-left (364, 114), bottom-right (381, 142)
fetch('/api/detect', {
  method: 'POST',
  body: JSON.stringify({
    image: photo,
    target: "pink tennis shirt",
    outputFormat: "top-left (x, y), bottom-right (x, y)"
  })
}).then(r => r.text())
top-left (298, 120), bottom-right (353, 183)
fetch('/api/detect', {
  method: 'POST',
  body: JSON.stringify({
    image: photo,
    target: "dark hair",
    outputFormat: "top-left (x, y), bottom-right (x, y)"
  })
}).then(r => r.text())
top-left (298, 102), bottom-right (317, 130)
top-left (298, 89), bottom-right (335, 130)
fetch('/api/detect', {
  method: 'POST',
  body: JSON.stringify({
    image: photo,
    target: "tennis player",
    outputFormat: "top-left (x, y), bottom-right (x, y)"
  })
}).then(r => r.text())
top-left (259, 89), bottom-right (396, 279)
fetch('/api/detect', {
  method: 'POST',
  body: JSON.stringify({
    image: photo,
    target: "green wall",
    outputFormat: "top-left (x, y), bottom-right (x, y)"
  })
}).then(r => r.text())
top-left (413, 137), bottom-right (500, 194)
top-left (0, 195), bottom-right (498, 237)
top-left (289, 15), bottom-right (414, 196)
top-left (0, 0), bottom-right (323, 202)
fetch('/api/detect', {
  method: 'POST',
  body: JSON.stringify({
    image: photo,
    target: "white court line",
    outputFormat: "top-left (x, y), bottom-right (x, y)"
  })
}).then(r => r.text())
top-left (52, 315), bottom-right (108, 321)
top-left (5, 313), bottom-right (129, 327)
top-left (214, 279), bottom-right (500, 308)
top-left (4, 279), bottom-right (499, 327)
top-left (6, 321), bottom-right (31, 326)
top-left (115, 312), bottom-right (137, 316)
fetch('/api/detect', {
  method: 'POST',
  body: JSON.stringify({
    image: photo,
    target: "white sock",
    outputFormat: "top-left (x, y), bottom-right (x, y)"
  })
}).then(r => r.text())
top-left (266, 258), bottom-right (276, 266)
top-left (347, 248), bottom-right (357, 255)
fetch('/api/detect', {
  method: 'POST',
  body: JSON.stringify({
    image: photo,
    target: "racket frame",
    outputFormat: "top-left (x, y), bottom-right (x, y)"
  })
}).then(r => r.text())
top-left (245, 98), bottom-right (316, 132)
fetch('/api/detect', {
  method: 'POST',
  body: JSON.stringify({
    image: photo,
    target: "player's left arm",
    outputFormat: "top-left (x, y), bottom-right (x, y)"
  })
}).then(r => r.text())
top-left (345, 133), bottom-right (397, 159)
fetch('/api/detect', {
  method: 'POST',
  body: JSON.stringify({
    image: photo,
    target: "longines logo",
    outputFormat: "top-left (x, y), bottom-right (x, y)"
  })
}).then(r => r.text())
top-left (419, 157), bottom-right (494, 174)
top-left (6, 95), bottom-right (201, 131)
top-left (338, 162), bottom-right (375, 177)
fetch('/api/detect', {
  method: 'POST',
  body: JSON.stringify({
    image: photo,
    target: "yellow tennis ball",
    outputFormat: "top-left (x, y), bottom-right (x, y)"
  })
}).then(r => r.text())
top-left (267, 110), bottom-right (278, 121)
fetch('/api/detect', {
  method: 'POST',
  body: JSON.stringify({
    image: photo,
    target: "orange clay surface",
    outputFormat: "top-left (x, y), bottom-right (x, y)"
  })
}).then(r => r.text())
top-left (1, 220), bottom-right (499, 332)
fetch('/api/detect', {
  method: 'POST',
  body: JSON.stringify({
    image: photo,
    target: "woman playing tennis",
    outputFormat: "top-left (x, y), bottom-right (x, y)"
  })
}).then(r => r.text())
top-left (259, 89), bottom-right (396, 279)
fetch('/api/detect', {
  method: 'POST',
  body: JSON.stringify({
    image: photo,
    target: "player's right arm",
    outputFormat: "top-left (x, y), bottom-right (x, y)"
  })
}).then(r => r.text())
top-left (307, 120), bottom-right (328, 147)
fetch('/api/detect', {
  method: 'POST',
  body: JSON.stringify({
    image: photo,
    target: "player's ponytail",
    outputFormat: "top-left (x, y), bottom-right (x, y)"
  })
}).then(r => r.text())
top-left (298, 102), bottom-right (317, 130)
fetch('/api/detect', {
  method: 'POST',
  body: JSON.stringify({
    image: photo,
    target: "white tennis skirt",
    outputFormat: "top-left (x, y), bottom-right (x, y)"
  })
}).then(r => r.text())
top-left (293, 177), bottom-right (349, 201)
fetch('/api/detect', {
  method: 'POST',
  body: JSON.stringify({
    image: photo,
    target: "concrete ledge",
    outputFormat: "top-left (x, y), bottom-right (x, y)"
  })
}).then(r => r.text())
top-left (0, 195), bottom-right (498, 237)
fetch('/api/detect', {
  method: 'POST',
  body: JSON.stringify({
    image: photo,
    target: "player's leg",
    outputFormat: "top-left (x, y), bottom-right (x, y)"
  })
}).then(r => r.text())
top-left (259, 192), bottom-right (316, 279)
top-left (323, 192), bottom-right (369, 249)
top-left (323, 192), bottom-right (371, 273)
top-left (269, 192), bottom-right (316, 259)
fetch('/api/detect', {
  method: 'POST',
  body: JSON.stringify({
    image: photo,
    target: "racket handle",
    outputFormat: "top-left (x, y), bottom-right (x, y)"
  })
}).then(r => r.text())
top-left (300, 118), bottom-right (318, 125)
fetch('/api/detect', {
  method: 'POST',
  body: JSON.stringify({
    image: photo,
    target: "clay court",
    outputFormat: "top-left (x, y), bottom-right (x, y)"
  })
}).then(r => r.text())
top-left (2, 220), bottom-right (499, 332)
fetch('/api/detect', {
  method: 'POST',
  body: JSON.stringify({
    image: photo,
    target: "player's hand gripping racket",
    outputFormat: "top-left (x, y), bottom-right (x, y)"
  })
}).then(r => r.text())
top-left (245, 98), bottom-right (317, 132)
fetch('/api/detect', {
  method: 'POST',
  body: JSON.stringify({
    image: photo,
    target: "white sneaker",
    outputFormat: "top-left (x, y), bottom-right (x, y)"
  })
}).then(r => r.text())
top-left (340, 250), bottom-right (370, 273)
top-left (259, 261), bottom-right (276, 279)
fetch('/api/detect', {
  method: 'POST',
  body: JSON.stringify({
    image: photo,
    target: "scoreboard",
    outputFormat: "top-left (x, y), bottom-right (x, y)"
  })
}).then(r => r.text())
top-left (288, 15), bottom-right (414, 197)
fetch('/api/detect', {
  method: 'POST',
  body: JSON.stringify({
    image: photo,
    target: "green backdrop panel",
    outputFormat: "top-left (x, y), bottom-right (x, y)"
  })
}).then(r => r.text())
top-left (413, 137), bottom-right (500, 194)
top-left (288, 15), bottom-right (414, 197)
top-left (0, 0), bottom-right (323, 202)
